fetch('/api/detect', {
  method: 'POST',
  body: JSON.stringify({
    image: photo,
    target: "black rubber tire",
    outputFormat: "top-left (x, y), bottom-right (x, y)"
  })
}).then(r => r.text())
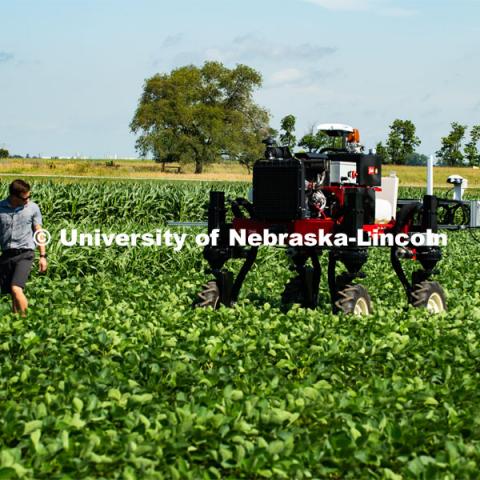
top-left (411, 281), bottom-right (446, 313)
top-left (334, 284), bottom-right (372, 315)
top-left (195, 281), bottom-right (220, 308)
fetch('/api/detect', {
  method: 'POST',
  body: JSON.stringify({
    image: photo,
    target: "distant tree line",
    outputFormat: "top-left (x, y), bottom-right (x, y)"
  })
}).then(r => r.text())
top-left (273, 117), bottom-right (480, 168)
top-left (376, 120), bottom-right (480, 167)
top-left (277, 117), bottom-right (423, 167)
top-left (0, 151), bottom-right (57, 159)
top-left (435, 123), bottom-right (480, 167)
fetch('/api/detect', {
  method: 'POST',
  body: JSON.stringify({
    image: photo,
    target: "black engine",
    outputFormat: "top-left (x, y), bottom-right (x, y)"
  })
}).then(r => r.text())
top-left (252, 140), bottom-right (381, 222)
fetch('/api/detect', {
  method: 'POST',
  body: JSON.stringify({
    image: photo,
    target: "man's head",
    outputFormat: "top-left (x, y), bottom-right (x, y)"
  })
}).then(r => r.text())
top-left (9, 179), bottom-right (31, 207)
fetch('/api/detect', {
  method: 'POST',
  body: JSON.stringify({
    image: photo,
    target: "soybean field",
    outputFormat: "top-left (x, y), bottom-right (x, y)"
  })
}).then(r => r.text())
top-left (1, 180), bottom-right (480, 479)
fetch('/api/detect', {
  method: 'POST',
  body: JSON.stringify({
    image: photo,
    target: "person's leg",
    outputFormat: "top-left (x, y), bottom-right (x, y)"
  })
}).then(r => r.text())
top-left (11, 285), bottom-right (28, 314)
top-left (0, 256), bottom-right (14, 311)
top-left (10, 251), bottom-right (34, 315)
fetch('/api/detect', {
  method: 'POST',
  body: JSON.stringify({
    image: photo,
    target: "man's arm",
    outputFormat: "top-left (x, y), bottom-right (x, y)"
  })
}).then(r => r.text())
top-left (33, 224), bottom-right (48, 273)
top-left (32, 203), bottom-right (47, 273)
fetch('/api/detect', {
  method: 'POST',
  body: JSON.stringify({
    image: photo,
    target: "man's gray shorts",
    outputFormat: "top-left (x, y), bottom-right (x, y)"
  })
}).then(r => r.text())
top-left (0, 249), bottom-right (35, 294)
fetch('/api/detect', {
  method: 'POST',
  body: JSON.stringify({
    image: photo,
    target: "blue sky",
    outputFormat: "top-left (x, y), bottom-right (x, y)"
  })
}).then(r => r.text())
top-left (0, 0), bottom-right (479, 158)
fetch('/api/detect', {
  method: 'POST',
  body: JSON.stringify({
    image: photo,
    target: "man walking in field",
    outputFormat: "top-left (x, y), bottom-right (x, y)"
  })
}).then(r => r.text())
top-left (0, 179), bottom-right (47, 314)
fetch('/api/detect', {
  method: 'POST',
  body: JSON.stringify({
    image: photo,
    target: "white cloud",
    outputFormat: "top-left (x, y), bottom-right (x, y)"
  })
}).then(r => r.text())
top-left (379, 7), bottom-right (417, 17)
top-left (270, 68), bottom-right (305, 86)
top-left (232, 34), bottom-right (336, 62)
top-left (268, 67), bottom-right (342, 88)
top-left (169, 35), bottom-right (336, 68)
top-left (305, 0), bottom-right (372, 11)
top-left (304, 0), bottom-right (417, 16)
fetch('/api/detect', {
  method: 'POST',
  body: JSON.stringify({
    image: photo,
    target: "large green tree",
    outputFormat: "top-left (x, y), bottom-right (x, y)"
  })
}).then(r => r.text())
top-left (436, 122), bottom-right (467, 166)
top-left (386, 119), bottom-right (421, 165)
top-left (130, 62), bottom-right (270, 173)
top-left (0, 148), bottom-right (9, 159)
top-left (464, 125), bottom-right (480, 167)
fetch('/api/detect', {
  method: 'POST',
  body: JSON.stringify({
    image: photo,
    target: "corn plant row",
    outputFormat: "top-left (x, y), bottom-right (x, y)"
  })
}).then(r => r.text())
top-left (0, 180), bottom-right (473, 226)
